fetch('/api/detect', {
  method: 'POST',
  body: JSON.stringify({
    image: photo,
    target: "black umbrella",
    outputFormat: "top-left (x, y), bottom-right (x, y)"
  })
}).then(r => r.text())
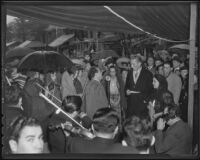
top-left (91, 50), bottom-right (119, 61)
top-left (6, 47), bottom-right (35, 62)
top-left (18, 51), bottom-right (73, 73)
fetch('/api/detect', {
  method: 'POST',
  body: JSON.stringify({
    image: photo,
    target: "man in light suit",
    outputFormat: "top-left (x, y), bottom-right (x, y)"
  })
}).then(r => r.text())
top-left (125, 55), bottom-right (154, 118)
top-left (163, 61), bottom-right (182, 104)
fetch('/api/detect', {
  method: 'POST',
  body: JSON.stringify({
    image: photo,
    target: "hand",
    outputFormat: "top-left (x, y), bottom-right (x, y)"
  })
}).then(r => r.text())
top-left (164, 107), bottom-right (168, 114)
top-left (147, 102), bottom-right (155, 120)
top-left (157, 118), bottom-right (166, 130)
top-left (126, 89), bottom-right (131, 95)
top-left (147, 101), bottom-right (154, 110)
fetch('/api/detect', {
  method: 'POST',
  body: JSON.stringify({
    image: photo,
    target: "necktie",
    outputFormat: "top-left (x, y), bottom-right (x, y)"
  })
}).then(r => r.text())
top-left (134, 71), bottom-right (138, 83)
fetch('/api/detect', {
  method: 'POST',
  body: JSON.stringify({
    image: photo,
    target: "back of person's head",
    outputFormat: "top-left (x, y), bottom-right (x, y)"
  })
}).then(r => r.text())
top-left (67, 65), bottom-right (77, 75)
top-left (62, 95), bottom-right (82, 114)
top-left (88, 66), bottom-right (98, 80)
top-left (92, 107), bottom-right (119, 134)
top-left (123, 116), bottom-right (153, 151)
top-left (163, 61), bottom-right (173, 68)
top-left (4, 82), bottom-right (22, 105)
top-left (154, 74), bottom-right (168, 91)
top-left (6, 115), bottom-right (43, 154)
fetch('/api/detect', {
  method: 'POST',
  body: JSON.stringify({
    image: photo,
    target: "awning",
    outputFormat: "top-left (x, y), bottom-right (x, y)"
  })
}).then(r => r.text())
top-left (44, 25), bottom-right (65, 31)
top-left (17, 40), bottom-right (45, 48)
top-left (48, 34), bottom-right (74, 47)
top-left (7, 5), bottom-right (190, 41)
top-left (169, 44), bottom-right (197, 52)
top-left (99, 34), bottom-right (121, 42)
top-left (6, 41), bottom-right (20, 47)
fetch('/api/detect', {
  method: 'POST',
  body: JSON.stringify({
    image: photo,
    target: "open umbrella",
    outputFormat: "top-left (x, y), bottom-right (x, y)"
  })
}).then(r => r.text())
top-left (18, 51), bottom-right (73, 73)
top-left (6, 47), bottom-right (35, 62)
top-left (91, 50), bottom-right (119, 61)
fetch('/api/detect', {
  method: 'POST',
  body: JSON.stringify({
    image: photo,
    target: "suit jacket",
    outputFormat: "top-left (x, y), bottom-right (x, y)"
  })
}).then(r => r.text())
top-left (154, 120), bottom-right (192, 155)
top-left (125, 67), bottom-right (153, 117)
top-left (83, 79), bottom-right (108, 119)
top-left (103, 143), bottom-right (139, 154)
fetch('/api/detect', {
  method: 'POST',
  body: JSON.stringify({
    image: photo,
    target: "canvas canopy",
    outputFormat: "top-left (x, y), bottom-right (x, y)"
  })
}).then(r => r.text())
top-left (7, 5), bottom-right (190, 41)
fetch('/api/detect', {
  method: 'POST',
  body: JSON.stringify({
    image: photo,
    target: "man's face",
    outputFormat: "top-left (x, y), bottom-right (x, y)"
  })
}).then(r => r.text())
top-left (155, 60), bottom-right (162, 67)
top-left (130, 59), bottom-right (141, 71)
top-left (39, 73), bottom-right (45, 82)
top-left (84, 55), bottom-right (90, 61)
top-left (11, 126), bottom-right (44, 154)
top-left (147, 57), bottom-right (154, 66)
top-left (153, 77), bottom-right (159, 89)
top-left (50, 72), bottom-right (56, 82)
top-left (96, 68), bottom-right (102, 80)
top-left (180, 69), bottom-right (188, 79)
top-left (163, 64), bottom-right (172, 77)
top-left (158, 66), bottom-right (164, 75)
top-left (172, 60), bottom-right (180, 68)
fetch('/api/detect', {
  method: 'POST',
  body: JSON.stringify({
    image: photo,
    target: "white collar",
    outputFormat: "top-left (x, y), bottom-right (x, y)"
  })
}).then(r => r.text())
top-left (148, 66), bottom-right (153, 69)
top-left (133, 67), bottom-right (142, 74)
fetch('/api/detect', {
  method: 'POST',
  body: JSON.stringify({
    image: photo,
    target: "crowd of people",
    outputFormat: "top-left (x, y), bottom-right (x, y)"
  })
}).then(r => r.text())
top-left (3, 49), bottom-right (198, 156)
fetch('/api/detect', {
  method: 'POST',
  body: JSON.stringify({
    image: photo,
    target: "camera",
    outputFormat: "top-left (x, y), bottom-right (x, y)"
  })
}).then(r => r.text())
top-left (160, 113), bottom-right (170, 122)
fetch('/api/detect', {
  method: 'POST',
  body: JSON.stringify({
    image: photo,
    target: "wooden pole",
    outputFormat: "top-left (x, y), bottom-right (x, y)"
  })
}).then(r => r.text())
top-left (188, 3), bottom-right (197, 130)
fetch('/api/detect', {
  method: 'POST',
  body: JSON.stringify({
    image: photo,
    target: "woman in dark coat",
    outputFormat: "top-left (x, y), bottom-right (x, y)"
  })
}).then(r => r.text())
top-left (148, 74), bottom-right (174, 130)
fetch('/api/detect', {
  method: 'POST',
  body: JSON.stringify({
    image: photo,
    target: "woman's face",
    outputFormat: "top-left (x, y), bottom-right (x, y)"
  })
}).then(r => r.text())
top-left (109, 67), bottom-right (116, 77)
top-left (50, 72), bottom-right (56, 82)
top-left (153, 77), bottom-right (159, 89)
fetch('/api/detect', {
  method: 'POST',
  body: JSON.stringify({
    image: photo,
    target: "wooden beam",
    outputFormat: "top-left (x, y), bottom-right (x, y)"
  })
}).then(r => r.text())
top-left (188, 3), bottom-right (197, 130)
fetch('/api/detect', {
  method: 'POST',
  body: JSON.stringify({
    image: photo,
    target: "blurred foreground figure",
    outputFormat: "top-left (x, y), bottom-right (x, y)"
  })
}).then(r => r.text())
top-left (48, 95), bottom-right (92, 153)
top-left (4, 82), bottom-right (24, 127)
top-left (6, 116), bottom-right (44, 154)
top-left (121, 115), bottom-right (154, 154)
top-left (66, 108), bottom-right (121, 153)
top-left (154, 104), bottom-right (192, 155)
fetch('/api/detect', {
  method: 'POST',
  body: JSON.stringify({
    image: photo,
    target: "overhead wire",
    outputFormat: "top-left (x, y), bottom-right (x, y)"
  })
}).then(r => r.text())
top-left (104, 6), bottom-right (190, 43)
